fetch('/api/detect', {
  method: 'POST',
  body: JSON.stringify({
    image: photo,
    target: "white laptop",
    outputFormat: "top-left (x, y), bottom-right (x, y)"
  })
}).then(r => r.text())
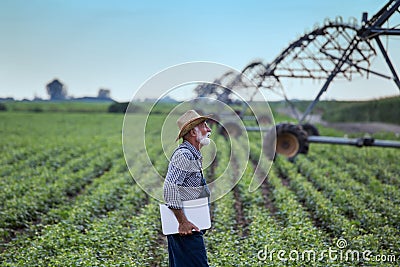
top-left (160, 197), bottom-right (211, 235)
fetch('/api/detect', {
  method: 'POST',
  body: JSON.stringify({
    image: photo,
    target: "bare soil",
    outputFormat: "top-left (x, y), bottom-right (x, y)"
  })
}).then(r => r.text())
top-left (327, 122), bottom-right (400, 134)
top-left (277, 107), bottom-right (400, 134)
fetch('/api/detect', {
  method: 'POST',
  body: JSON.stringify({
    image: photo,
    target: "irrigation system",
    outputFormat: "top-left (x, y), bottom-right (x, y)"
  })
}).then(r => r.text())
top-left (196, 0), bottom-right (400, 158)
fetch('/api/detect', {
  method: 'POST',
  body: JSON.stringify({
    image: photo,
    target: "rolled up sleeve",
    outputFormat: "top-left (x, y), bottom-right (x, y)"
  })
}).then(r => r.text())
top-left (163, 149), bottom-right (192, 209)
top-left (163, 180), bottom-right (184, 209)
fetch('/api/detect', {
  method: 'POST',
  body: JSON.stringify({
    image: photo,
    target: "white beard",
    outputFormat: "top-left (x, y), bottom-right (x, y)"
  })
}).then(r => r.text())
top-left (200, 136), bottom-right (211, 146)
top-left (195, 128), bottom-right (211, 146)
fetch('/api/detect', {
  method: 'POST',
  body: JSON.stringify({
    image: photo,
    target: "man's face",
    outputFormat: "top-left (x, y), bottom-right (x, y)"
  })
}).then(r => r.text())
top-left (197, 121), bottom-right (211, 136)
top-left (194, 121), bottom-right (212, 146)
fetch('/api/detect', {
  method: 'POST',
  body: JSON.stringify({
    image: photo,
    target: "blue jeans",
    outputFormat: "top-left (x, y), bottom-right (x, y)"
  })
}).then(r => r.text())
top-left (167, 231), bottom-right (209, 267)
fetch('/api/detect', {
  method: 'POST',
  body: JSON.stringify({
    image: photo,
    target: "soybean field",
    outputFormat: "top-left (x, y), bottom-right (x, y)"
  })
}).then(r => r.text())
top-left (1, 112), bottom-right (399, 266)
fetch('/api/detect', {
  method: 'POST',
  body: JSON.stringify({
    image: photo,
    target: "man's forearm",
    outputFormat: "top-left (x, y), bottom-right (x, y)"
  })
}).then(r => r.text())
top-left (171, 208), bottom-right (188, 223)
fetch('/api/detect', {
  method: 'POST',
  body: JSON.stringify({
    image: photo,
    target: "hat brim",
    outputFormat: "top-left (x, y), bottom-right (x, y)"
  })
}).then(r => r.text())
top-left (175, 115), bottom-right (212, 141)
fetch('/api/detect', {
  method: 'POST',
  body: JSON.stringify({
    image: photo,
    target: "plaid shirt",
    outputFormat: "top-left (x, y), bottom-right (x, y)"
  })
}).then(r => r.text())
top-left (163, 140), bottom-right (210, 209)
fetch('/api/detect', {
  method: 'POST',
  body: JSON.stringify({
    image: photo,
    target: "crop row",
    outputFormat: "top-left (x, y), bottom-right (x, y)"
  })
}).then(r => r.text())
top-left (1, 130), bottom-right (168, 265)
top-left (295, 155), bottom-right (400, 233)
top-left (0, 141), bottom-right (106, 206)
top-left (0, 146), bottom-right (119, 239)
top-left (246, 137), bottom-right (400, 266)
top-left (2, 112), bottom-right (399, 266)
top-left (0, 113), bottom-right (146, 241)
top-left (0, 139), bottom-right (89, 175)
top-left (1, 148), bottom-right (123, 239)
top-left (311, 144), bottom-right (400, 187)
top-left (208, 135), bottom-right (398, 266)
top-left (307, 145), bottom-right (400, 203)
top-left (204, 135), bottom-right (241, 265)
top-left (275, 156), bottom-right (399, 258)
top-left (241, 139), bottom-right (339, 266)
top-left (1, 166), bottom-right (142, 264)
top-left (210, 137), bottom-right (333, 266)
top-left (0, 113), bottom-right (123, 165)
top-left (234, 138), bottom-right (287, 266)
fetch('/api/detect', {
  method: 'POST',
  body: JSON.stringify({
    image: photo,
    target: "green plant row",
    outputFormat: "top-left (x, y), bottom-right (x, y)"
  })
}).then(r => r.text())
top-left (240, 138), bottom-right (357, 266)
top-left (333, 160), bottom-right (400, 204)
top-left (0, 165), bottom-right (143, 262)
top-left (345, 146), bottom-right (400, 186)
top-left (2, 112), bottom-right (399, 266)
top-left (207, 191), bottom-right (240, 266)
top-left (0, 146), bottom-right (166, 266)
top-left (233, 138), bottom-right (309, 266)
top-left (205, 135), bottom-right (242, 266)
top-left (0, 135), bottom-right (107, 176)
top-left (2, 191), bottom-right (159, 267)
top-left (295, 155), bottom-right (400, 232)
top-left (0, 131), bottom-right (101, 167)
top-left (0, 146), bottom-right (119, 238)
top-left (236, 138), bottom-right (289, 266)
top-left (246, 137), bottom-right (329, 244)
top-left (120, 126), bottom-right (171, 266)
top-left (267, 168), bottom-right (329, 248)
top-left (1, 144), bottom-right (76, 178)
top-left (309, 144), bottom-right (400, 191)
top-left (0, 141), bottom-right (107, 206)
top-left (247, 138), bottom-right (329, 245)
top-left (274, 158), bottom-right (358, 236)
top-left (0, 112), bottom-right (168, 266)
top-left (0, 143), bottom-right (44, 166)
top-left (275, 156), bottom-right (399, 260)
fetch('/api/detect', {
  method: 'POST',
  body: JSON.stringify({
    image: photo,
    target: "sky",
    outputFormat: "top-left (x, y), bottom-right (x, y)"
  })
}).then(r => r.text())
top-left (0, 0), bottom-right (399, 102)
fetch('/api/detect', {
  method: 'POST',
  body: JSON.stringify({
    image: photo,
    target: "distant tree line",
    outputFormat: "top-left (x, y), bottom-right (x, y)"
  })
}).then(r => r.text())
top-left (321, 96), bottom-right (400, 124)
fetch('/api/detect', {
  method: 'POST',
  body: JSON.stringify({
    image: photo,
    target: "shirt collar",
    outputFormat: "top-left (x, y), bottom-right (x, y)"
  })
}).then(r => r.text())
top-left (181, 140), bottom-right (202, 160)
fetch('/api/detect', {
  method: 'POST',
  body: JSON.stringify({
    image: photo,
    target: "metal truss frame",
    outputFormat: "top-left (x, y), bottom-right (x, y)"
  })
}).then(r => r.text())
top-left (196, 1), bottom-right (400, 125)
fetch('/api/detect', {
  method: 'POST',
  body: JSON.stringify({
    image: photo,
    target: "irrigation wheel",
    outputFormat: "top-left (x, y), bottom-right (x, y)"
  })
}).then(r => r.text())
top-left (275, 123), bottom-right (309, 159)
top-left (301, 123), bottom-right (320, 136)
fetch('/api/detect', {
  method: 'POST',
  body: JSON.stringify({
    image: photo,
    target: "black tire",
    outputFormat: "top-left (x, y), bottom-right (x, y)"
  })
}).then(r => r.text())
top-left (301, 123), bottom-right (320, 136)
top-left (274, 123), bottom-right (309, 159)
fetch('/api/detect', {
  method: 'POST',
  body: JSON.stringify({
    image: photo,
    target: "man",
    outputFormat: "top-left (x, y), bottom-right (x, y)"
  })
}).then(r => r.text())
top-left (163, 110), bottom-right (212, 267)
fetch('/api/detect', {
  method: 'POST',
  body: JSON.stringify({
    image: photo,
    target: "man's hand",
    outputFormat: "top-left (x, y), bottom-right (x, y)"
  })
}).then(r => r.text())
top-left (178, 220), bottom-right (200, 236)
top-left (171, 208), bottom-right (200, 236)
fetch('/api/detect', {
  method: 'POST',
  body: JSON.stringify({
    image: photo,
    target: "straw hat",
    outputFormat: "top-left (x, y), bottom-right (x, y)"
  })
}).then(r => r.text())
top-left (176, 110), bottom-right (211, 141)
